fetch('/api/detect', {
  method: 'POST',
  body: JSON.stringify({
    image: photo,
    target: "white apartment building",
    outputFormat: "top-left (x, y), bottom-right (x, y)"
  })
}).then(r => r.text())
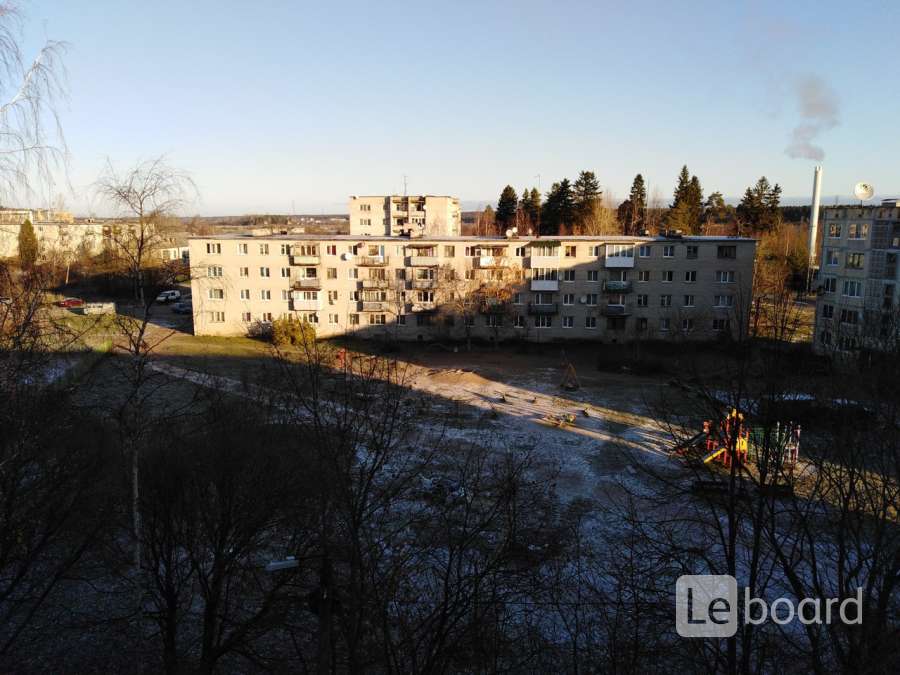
top-left (813, 200), bottom-right (900, 354)
top-left (189, 233), bottom-right (755, 343)
top-left (0, 219), bottom-right (104, 259)
top-left (349, 195), bottom-right (461, 237)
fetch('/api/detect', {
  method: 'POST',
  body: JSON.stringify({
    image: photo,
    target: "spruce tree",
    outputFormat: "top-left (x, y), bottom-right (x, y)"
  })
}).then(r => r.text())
top-left (627, 174), bottom-right (647, 234)
top-left (686, 175), bottom-right (704, 234)
top-left (17, 218), bottom-right (38, 270)
top-left (496, 185), bottom-right (518, 230)
top-left (573, 170), bottom-right (601, 220)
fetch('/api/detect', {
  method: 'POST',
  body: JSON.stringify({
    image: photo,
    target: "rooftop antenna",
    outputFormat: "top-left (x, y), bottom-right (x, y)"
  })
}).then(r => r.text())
top-left (403, 175), bottom-right (408, 197)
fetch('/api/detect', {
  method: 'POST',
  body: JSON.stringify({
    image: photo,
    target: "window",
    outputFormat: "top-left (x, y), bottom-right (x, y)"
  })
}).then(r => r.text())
top-left (587, 270), bottom-right (599, 282)
top-left (660, 294), bottom-right (672, 307)
top-left (328, 290), bottom-right (338, 303)
top-left (261, 312), bottom-right (273, 322)
top-left (842, 280), bottom-right (862, 297)
top-left (240, 289), bottom-right (250, 300)
top-left (397, 314), bottom-right (406, 325)
top-left (534, 315), bottom-right (553, 328)
top-left (825, 249), bottom-right (839, 266)
top-left (823, 277), bottom-right (836, 293)
top-left (208, 288), bottom-right (224, 300)
top-left (663, 245), bottom-right (674, 258)
top-left (327, 267), bottom-right (337, 279)
top-left (714, 295), bottom-right (734, 308)
top-left (565, 245), bottom-right (577, 257)
top-left (637, 317), bottom-right (648, 331)
top-left (349, 314), bottom-right (359, 325)
top-left (562, 316), bottom-right (574, 328)
top-left (662, 270), bottom-right (674, 282)
top-left (846, 252), bottom-right (864, 269)
top-left (839, 308), bottom-right (859, 325)
top-left (590, 245), bottom-right (602, 256)
top-left (531, 243), bottom-right (558, 257)
top-left (637, 294), bottom-right (648, 307)
top-left (828, 223), bottom-right (842, 238)
top-left (259, 244), bottom-right (269, 255)
top-left (821, 304), bottom-right (834, 319)
top-left (368, 314), bottom-right (386, 325)
top-left (638, 270), bottom-right (650, 282)
top-left (562, 269), bottom-right (575, 282)
top-left (660, 318), bottom-right (670, 331)
top-left (241, 312), bottom-right (251, 322)
top-left (444, 245), bottom-right (455, 257)
top-left (563, 293), bottom-right (574, 305)
top-left (239, 266), bottom-right (249, 277)
top-left (348, 268), bottom-right (358, 279)
top-left (259, 267), bottom-right (270, 277)
top-left (282, 290), bottom-right (291, 301)
top-left (713, 318), bottom-right (730, 331)
top-left (606, 244), bottom-right (634, 258)
top-left (326, 244), bottom-right (337, 255)
top-left (208, 266), bottom-right (223, 277)
top-left (210, 311), bottom-right (225, 323)
top-left (396, 268), bottom-right (406, 280)
top-left (237, 243), bottom-right (248, 255)
top-left (717, 245), bottom-right (736, 259)
top-left (533, 292), bottom-right (553, 305)
top-left (515, 246), bottom-right (526, 257)
top-left (849, 223), bottom-right (869, 239)
top-left (639, 245), bottom-right (651, 257)
top-left (682, 318), bottom-right (694, 332)
top-left (585, 294), bottom-right (598, 306)
top-left (684, 270), bottom-right (696, 283)
top-left (206, 243), bottom-right (221, 254)
top-left (532, 268), bottom-right (558, 281)
top-left (716, 270), bottom-right (735, 283)
top-left (281, 267), bottom-right (291, 278)
top-left (820, 330), bottom-right (832, 346)
top-left (280, 244), bottom-right (291, 255)
top-left (514, 315), bottom-right (525, 327)
top-left (686, 245), bottom-right (698, 259)
top-left (260, 290), bottom-right (271, 300)
top-left (513, 293), bottom-right (522, 305)
top-left (585, 316), bottom-right (597, 329)
top-left (683, 295), bottom-right (695, 307)
top-left (416, 291), bottom-right (434, 302)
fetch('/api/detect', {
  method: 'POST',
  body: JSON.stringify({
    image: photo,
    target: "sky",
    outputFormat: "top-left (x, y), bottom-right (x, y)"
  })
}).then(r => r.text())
top-left (18, 0), bottom-right (900, 216)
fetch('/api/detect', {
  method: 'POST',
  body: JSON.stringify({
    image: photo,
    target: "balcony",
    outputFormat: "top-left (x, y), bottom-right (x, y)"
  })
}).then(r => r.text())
top-left (476, 255), bottom-right (510, 268)
top-left (604, 256), bottom-right (635, 268)
top-left (411, 279), bottom-right (438, 290)
top-left (357, 255), bottom-right (389, 266)
top-left (601, 303), bottom-right (632, 316)
top-left (290, 254), bottom-right (320, 265)
top-left (480, 299), bottom-right (510, 314)
top-left (529, 255), bottom-right (559, 268)
top-left (602, 280), bottom-right (633, 293)
top-left (359, 301), bottom-right (386, 312)
top-left (291, 298), bottom-right (322, 311)
top-left (360, 278), bottom-right (390, 289)
top-left (411, 302), bottom-right (437, 312)
top-left (527, 302), bottom-right (559, 315)
top-left (291, 277), bottom-right (321, 290)
top-left (407, 256), bottom-right (439, 267)
top-left (530, 279), bottom-right (559, 292)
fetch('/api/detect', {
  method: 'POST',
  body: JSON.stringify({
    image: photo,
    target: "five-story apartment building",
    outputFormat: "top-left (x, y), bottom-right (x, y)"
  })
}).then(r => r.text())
top-left (190, 234), bottom-right (755, 342)
top-left (814, 200), bottom-right (900, 353)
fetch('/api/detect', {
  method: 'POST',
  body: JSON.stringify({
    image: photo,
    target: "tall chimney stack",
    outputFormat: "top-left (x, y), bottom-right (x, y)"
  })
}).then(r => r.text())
top-left (808, 165), bottom-right (823, 267)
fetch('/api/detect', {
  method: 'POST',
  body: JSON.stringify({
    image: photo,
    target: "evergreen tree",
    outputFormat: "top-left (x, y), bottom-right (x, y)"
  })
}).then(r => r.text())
top-left (541, 179), bottom-right (576, 235)
top-left (626, 174), bottom-right (647, 234)
top-left (17, 218), bottom-right (38, 270)
top-left (573, 170), bottom-right (601, 224)
top-left (496, 185), bottom-right (518, 230)
top-left (670, 165), bottom-right (691, 209)
top-left (686, 175), bottom-right (704, 234)
top-left (704, 191), bottom-right (735, 226)
top-left (524, 187), bottom-right (541, 232)
top-left (617, 199), bottom-right (633, 232)
top-left (668, 166), bottom-right (704, 234)
top-left (737, 177), bottom-right (783, 233)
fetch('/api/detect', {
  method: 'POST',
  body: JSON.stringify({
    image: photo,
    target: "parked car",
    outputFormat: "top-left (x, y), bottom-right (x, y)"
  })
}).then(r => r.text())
top-left (56, 297), bottom-right (84, 308)
top-left (155, 289), bottom-right (181, 303)
top-left (171, 301), bottom-right (192, 314)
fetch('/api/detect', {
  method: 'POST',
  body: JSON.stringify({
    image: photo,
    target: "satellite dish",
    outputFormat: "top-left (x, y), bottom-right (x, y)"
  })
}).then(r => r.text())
top-left (504, 228), bottom-right (513, 238)
top-left (579, 295), bottom-right (587, 304)
top-left (341, 252), bottom-right (352, 261)
top-left (854, 182), bottom-right (874, 201)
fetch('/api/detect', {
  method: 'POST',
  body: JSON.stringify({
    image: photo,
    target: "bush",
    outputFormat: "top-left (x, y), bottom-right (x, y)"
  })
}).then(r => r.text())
top-left (271, 316), bottom-right (316, 347)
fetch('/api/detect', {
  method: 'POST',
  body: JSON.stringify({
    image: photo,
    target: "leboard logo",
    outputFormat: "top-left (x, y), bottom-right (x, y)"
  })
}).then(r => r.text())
top-left (675, 574), bottom-right (863, 638)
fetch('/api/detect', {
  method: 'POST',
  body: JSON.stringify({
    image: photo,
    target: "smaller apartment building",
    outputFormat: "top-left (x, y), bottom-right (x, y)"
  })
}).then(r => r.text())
top-left (814, 200), bottom-right (900, 354)
top-left (349, 195), bottom-right (461, 237)
top-left (190, 234), bottom-right (755, 342)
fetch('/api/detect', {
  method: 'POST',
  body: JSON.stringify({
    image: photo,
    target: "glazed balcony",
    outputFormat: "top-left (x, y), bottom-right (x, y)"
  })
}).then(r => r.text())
top-left (291, 277), bottom-right (321, 290)
top-left (290, 254), bottom-right (320, 265)
top-left (357, 255), bottom-right (389, 266)
top-left (602, 280), bottom-right (633, 293)
top-left (527, 302), bottom-right (559, 315)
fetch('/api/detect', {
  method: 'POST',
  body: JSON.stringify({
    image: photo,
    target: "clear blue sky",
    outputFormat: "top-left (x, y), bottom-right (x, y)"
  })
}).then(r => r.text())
top-left (23, 0), bottom-right (900, 215)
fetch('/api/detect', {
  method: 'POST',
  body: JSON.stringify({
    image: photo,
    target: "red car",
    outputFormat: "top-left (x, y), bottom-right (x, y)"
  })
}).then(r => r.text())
top-left (57, 297), bottom-right (84, 308)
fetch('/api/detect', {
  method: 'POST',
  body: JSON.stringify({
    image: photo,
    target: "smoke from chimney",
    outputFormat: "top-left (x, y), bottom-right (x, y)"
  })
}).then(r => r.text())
top-left (785, 75), bottom-right (839, 161)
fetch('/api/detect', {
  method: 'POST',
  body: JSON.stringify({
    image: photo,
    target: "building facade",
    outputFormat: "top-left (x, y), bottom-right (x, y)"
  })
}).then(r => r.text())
top-left (0, 219), bottom-right (104, 259)
top-left (813, 200), bottom-right (900, 354)
top-left (349, 195), bottom-right (461, 237)
top-left (189, 233), bottom-right (755, 342)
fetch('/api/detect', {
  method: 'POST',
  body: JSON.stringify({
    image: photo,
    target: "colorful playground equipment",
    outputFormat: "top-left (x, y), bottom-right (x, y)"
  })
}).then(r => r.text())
top-left (676, 408), bottom-right (801, 472)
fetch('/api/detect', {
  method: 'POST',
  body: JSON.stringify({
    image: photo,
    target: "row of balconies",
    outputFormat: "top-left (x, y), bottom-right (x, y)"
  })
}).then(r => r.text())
top-left (290, 296), bottom-right (639, 316)
top-left (289, 253), bottom-right (645, 270)
top-left (294, 276), bottom-right (633, 293)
